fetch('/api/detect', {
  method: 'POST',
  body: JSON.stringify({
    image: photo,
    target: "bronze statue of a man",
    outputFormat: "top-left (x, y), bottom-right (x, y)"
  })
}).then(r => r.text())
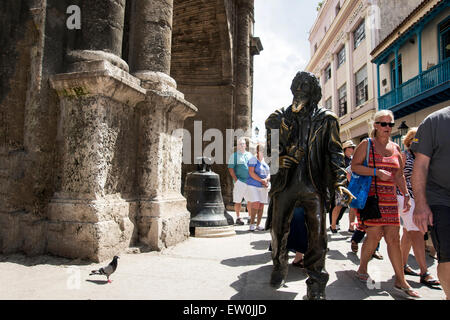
top-left (265, 71), bottom-right (353, 300)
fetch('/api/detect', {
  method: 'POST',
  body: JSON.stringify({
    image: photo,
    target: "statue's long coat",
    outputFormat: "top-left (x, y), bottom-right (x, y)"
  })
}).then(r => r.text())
top-left (265, 105), bottom-right (348, 229)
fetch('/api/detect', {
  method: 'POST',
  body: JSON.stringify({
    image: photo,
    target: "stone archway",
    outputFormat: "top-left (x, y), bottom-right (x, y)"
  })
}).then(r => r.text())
top-left (171, 0), bottom-right (255, 205)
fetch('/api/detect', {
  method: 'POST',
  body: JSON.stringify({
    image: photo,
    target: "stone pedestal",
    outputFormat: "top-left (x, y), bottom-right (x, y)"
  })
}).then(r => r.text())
top-left (128, 0), bottom-right (197, 251)
top-left (194, 226), bottom-right (236, 238)
top-left (47, 194), bottom-right (135, 262)
top-left (136, 72), bottom-right (197, 250)
top-left (138, 192), bottom-right (191, 250)
top-left (48, 60), bottom-right (146, 262)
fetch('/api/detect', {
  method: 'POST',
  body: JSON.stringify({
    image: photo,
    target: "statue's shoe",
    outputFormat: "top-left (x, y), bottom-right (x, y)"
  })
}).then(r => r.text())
top-left (306, 290), bottom-right (326, 300)
top-left (270, 266), bottom-right (288, 289)
top-left (306, 279), bottom-right (327, 300)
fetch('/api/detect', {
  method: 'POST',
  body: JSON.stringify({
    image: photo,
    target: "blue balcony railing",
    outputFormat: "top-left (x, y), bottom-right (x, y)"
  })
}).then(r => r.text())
top-left (379, 58), bottom-right (450, 110)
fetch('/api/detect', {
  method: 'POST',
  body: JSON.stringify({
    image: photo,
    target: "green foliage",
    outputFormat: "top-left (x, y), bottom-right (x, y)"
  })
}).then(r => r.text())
top-left (317, 1), bottom-right (324, 11)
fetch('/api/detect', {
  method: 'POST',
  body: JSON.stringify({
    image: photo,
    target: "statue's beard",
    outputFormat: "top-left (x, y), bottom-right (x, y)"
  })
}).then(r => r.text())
top-left (292, 99), bottom-right (308, 113)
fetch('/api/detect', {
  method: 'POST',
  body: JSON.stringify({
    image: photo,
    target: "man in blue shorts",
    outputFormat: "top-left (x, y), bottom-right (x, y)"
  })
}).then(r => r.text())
top-left (228, 137), bottom-right (252, 225)
top-left (411, 106), bottom-right (450, 300)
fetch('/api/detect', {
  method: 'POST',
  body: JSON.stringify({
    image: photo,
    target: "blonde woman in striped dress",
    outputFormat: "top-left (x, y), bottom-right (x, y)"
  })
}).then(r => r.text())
top-left (352, 110), bottom-right (420, 299)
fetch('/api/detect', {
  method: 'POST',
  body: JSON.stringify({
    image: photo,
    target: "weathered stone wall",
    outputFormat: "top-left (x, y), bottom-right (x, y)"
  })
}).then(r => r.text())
top-left (171, 0), bottom-right (229, 85)
top-left (0, 0), bottom-right (256, 261)
top-left (0, 0), bottom-right (32, 253)
top-left (0, 0), bottom-right (32, 149)
top-left (0, 0), bottom-right (146, 260)
top-left (0, 0), bottom-right (65, 255)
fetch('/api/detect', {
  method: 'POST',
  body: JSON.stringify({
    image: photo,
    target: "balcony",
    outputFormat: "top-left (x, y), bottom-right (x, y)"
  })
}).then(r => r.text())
top-left (378, 58), bottom-right (450, 118)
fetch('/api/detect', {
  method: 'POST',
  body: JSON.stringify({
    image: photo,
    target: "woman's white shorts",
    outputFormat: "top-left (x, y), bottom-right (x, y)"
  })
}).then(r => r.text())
top-left (246, 185), bottom-right (269, 204)
top-left (233, 179), bottom-right (249, 203)
top-left (397, 195), bottom-right (420, 232)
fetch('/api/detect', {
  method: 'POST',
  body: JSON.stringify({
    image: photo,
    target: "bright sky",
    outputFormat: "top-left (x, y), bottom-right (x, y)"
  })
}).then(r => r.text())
top-left (253, 0), bottom-right (319, 140)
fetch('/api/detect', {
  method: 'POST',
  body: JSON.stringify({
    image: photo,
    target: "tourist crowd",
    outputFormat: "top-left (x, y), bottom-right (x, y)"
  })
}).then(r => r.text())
top-left (228, 107), bottom-right (450, 300)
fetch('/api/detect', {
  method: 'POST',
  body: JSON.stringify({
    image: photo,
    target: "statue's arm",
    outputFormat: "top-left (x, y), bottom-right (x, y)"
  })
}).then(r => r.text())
top-left (265, 108), bottom-right (288, 158)
top-left (265, 108), bottom-right (300, 169)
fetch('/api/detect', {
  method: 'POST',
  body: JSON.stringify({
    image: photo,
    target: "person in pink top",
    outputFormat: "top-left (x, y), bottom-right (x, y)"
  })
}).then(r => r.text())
top-left (352, 110), bottom-right (419, 299)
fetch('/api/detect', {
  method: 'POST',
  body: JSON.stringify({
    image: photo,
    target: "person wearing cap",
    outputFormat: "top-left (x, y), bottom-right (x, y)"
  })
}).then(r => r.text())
top-left (329, 140), bottom-right (356, 233)
top-left (343, 140), bottom-right (356, 167)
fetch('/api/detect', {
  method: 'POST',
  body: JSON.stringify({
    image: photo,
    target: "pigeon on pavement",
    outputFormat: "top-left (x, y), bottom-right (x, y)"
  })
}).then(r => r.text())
top-left (89, 256), bottom-right (119, 283)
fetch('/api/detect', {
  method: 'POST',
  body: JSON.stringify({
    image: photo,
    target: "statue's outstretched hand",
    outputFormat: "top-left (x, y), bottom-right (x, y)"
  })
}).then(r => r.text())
top-left (336, 186), bottom-right (355, 206)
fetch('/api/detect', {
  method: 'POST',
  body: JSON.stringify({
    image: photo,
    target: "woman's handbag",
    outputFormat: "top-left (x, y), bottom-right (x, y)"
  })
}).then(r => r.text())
top-left (359, 142), bottom-right (381, 221)
top-left (348, 139), bottom-right (372, 209)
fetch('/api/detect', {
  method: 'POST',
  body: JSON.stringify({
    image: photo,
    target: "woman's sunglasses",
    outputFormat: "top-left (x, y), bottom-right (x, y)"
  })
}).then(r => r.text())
top-left (375, 121), bottom-right (395, 127)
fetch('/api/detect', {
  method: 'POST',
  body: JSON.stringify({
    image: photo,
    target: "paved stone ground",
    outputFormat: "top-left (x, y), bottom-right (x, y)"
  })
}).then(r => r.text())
top-left (0, 208), bottom-right (444, 300)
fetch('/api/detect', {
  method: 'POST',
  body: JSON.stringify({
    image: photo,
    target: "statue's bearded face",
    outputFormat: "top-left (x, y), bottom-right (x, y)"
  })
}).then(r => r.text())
top-left (290, 72), bottom-right (321, 113)
top-left (292, 79), bottom-right (312, 113)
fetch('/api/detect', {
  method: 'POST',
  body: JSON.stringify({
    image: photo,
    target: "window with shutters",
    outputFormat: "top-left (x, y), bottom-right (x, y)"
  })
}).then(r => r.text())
top-left (439, 17), bottom-right (450, 61)
top-left (353, 20), bottom-right (366, 49)
top-left (338, 84), bottom-right (347, 117)
top-left (355, 65), bottom-right (368, 106)
top-left (337, 46), bottom-right (346, 68)
top-left (325, 64), bottom-right (331, 82)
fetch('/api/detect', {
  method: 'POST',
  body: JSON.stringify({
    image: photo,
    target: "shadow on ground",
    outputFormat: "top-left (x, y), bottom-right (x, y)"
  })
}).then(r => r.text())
top-left (326, 249), bottom-right (348, 261)
top-left (228, 264), bottom-right (308, 300)
top-left (250, 240), bottom-right (271, 251)
top-left (327, 270), bottom-right (392, 300)
top-left (405, 253), bottom-right (438, 270)
top-left (345, 252), bottom-right (361, 266)
top-left (0, 253), bottom-right (92, 267)
top-left (221, 240), bottom-right (272, 267)
top-left (221, 251), bottom-right (272, 267)
top-left (221, 235), bottom-right (308, 300)
top-left (85, 279), bottom-right (109, 285)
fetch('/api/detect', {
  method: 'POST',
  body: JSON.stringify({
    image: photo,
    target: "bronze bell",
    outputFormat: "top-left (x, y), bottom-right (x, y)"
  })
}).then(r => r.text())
top-left (184, 157), bottom-right (234, 235)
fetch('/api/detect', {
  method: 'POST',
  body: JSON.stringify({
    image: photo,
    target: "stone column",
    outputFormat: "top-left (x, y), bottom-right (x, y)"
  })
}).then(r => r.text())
top-left (365, 14), bottom-right (375, 103)
top-left (320, 71), bottom-right (326, 106)
top-left (235, 0), bottom-right (253, 132)
top-left (331, 56), bottom-right (338, 115)
top-left (128, 0), bottom-right (197, 250)
top-left (78, 0), bottom-right (125, 56)
top-left (68, 0), bottom-right (129, 72)
top-left (129, 0), bottom-right (173, 74)
top-left (47, 1), bottom-right (146, 262)
top-left (345, 34), bottom-right (355, 112)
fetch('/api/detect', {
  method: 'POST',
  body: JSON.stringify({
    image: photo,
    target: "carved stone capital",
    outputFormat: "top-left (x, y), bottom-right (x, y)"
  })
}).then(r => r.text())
top-left (67, 50), bottom-right (130, 72)
top-left (134, 70), bottom-right (178, 92)
top-left (50, 60), bottom-right (146, 107)
top-left (135, 71), bottom-right (198, 122)
top-left (145, 89), bottom-right (198, 122)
